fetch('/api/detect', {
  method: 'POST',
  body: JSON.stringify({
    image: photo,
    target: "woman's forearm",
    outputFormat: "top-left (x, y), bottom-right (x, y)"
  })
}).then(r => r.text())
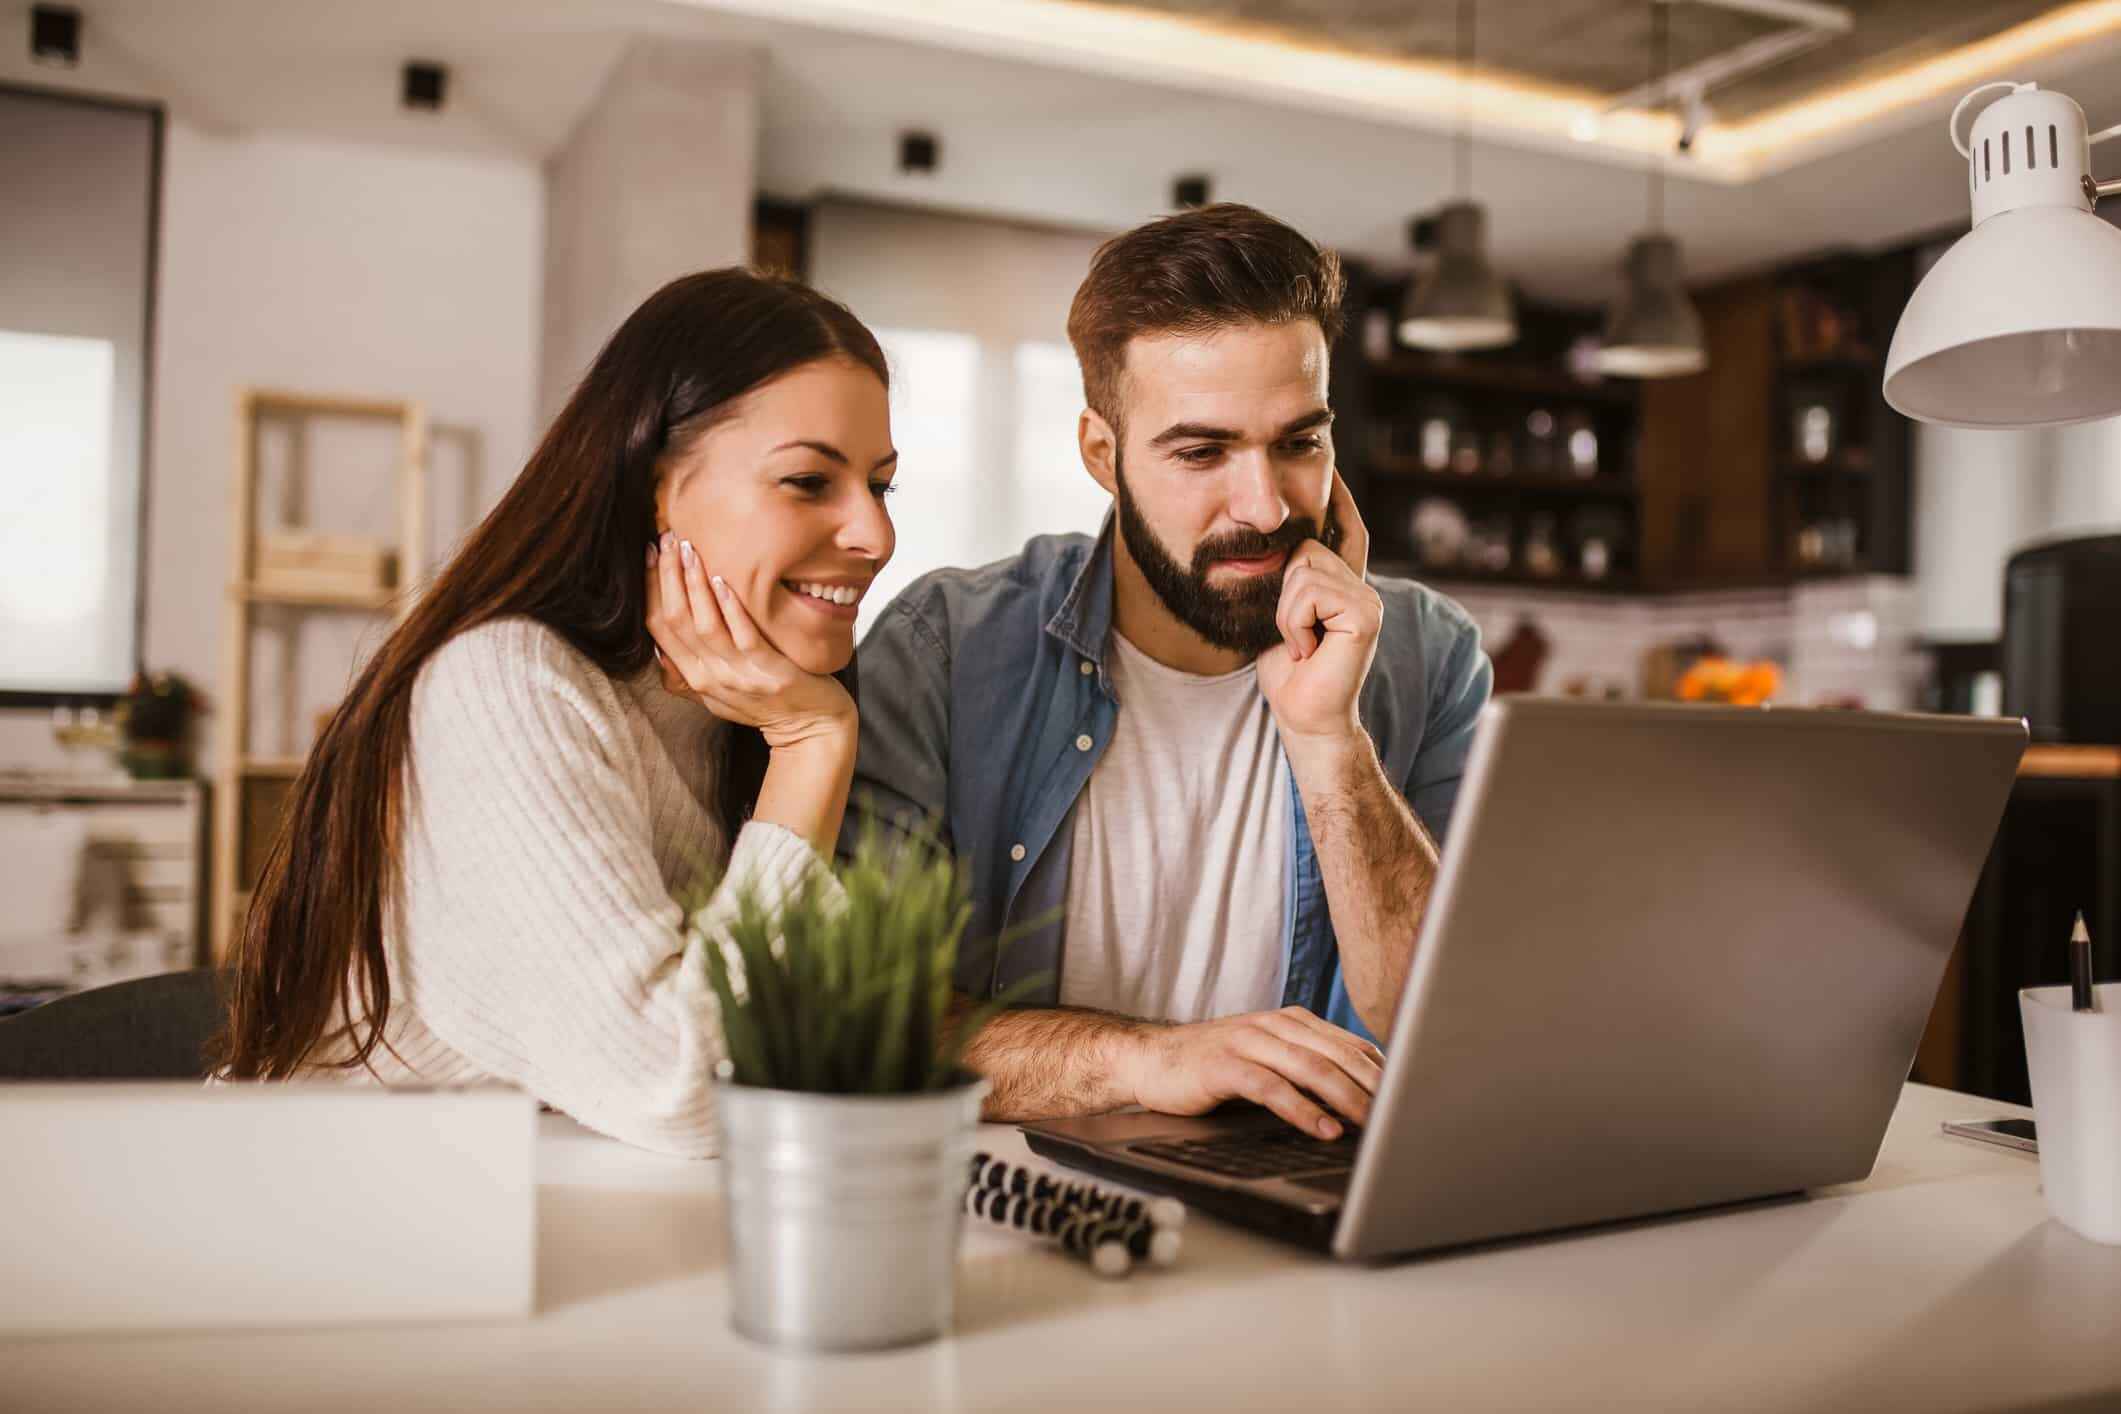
top-left (748, 726), bottom-right (858, 856)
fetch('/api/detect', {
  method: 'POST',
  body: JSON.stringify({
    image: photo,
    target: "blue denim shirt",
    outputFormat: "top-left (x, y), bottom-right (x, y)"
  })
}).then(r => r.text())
top-left (841, 521), bottom-right (1492, 1045)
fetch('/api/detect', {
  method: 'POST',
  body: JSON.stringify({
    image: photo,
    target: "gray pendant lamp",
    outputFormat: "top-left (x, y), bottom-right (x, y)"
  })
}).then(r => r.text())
top-left (1399, 0), bottom-right (1517, 352)
top-left (1593, 2), bottom-right (1707, 379)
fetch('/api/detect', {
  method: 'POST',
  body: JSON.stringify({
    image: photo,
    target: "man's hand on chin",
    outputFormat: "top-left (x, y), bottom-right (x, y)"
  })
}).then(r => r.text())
top-left (1121, 1007), bottom-right (1384, 1140)
top-left (1257, 471), bottom-right (1381, 768)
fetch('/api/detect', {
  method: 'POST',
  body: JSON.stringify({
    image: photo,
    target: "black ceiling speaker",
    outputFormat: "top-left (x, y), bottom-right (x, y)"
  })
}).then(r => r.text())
top-left (1172, 174), bottom-right (1211, 209)
top-left (402, 61), bottom-right (448, 112)
top-left (898, 131), bottom-right (938, 174)
top-left (30, 5), bottom-right (80, 67)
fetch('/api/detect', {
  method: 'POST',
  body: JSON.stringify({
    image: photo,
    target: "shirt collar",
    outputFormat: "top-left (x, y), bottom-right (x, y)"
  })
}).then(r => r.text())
top-left (1044, 509), bottom-right (1118, 673)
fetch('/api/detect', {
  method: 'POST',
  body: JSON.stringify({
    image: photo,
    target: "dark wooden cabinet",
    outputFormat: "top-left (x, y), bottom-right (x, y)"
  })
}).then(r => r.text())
top-left (1335, 268), bottom-right (1645, 592)
top-left (1637, 279), bottom-right (1778, 586)
top-left (1336, 248), bottom-right (1915, 593)
top-left (1768, 251), bottom-right (1916, 578)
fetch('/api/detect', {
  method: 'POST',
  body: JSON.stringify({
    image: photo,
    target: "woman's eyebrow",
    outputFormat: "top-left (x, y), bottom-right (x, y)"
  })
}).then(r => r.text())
top-left (770, 440), bottom-right (898, 470)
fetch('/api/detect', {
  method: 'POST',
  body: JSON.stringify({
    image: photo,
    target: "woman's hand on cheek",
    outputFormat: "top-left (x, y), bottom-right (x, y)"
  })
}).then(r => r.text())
top-left (646, 534), bottom-right (856, 751)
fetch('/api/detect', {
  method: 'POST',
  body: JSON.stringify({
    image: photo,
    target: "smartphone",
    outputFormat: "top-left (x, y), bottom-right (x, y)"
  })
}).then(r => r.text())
top-left (1941, 1117), bottom-right (2037, 1153)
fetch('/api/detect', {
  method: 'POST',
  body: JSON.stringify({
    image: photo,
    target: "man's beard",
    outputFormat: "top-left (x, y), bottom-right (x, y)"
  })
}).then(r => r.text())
top-left (1112, 450), bottom-right (1342, 657)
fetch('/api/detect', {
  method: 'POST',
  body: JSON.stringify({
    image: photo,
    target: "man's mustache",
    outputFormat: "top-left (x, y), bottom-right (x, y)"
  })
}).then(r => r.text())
top-left (1190, 518), bottom-right (1321, 577)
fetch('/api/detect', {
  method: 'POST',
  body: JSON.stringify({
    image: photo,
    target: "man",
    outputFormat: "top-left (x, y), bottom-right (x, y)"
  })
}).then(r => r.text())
top-left (847, 204), bottom-right (1491, 1141)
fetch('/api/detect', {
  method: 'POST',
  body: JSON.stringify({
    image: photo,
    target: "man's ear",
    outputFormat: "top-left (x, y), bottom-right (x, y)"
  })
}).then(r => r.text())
top-left (1079, 408), bottom-right (1119, 497)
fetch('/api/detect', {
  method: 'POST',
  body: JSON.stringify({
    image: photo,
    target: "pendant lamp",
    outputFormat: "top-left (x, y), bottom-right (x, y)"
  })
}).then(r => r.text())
top-left (1592, 1), bottom-right (1707, 379)
top-left (1399, 0), bottom-right (1517, 352)
top-left (1884, 82), bottom-right (2121, 429)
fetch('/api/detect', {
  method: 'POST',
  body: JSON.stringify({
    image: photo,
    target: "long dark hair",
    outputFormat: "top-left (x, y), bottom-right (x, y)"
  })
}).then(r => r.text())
top-left (216, 269), bottom-right (888, 1080)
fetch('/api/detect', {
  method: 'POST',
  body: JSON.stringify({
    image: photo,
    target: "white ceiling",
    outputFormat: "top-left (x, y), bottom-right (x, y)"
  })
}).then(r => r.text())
top-left (6, 0), bottom-right (2121, 304)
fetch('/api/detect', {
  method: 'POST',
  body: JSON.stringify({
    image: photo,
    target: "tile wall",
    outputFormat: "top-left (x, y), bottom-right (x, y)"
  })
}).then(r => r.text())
top-left (1437, 575), bottom-right (1921, 710)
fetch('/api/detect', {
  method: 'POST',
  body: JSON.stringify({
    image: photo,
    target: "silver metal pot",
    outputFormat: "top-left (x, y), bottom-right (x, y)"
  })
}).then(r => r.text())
top-left (714, 1074), bottom-right (988, 1351)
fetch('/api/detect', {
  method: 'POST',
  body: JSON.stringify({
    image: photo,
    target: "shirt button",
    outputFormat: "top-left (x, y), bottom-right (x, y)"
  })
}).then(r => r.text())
top-left (1079, 661), bottom-right (1094, 676)
top-left (1075, 734), bottom-right (1093, 752)
top-left (1010, 843), bottom-right (1026, 862)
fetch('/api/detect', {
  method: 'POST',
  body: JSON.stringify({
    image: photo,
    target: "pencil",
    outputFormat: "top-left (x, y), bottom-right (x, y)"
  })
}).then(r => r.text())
top-left (2072, 911), bottom-right (2097, 1012)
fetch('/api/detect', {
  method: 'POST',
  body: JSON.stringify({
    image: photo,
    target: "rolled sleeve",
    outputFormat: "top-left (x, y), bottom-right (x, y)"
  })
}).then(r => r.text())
top-left (1405, 606), bottom-right (1492, 844)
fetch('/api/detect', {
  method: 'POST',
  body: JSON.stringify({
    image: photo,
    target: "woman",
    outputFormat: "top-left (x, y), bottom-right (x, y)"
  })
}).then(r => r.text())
top-left (214, 269), bottom-right (897, 1157)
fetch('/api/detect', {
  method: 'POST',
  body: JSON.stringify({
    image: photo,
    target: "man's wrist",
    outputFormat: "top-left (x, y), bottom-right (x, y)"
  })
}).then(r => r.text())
top-left (1100, 1015), bottom-right (1164, 1109)
top-left (1280, 725), bottom-right (1374, 793)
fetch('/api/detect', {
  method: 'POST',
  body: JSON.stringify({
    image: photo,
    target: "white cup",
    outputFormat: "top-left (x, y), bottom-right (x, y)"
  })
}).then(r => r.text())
top-left (2020, 983), bottom-right (2121, 1244)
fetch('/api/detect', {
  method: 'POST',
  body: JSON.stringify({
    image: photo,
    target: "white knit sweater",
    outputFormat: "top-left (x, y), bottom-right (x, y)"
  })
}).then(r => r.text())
top-left (324, 616), bottom-right (824, 1158)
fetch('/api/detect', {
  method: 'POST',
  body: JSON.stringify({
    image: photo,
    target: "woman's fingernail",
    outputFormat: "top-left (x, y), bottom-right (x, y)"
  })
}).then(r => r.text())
top-left (659, 530), bottom-right (673, 552)
top-left (680, 539), bottom-right (698, 568)
top-left (647, 542), bottom-right (658, 566)
top-left (710, 574), bottom-right (728, 595)
top-left (1318, 1118), bottom-right (1341, 1140)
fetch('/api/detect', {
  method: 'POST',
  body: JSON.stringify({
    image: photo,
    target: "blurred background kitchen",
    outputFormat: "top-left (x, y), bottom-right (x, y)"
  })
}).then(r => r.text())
top-left (3, 0), bottom-right (2117, 1102)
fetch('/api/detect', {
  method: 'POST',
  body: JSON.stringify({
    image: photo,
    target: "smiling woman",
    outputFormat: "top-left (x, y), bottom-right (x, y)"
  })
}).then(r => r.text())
top-left (214, 269), bottom-right (896, 1158)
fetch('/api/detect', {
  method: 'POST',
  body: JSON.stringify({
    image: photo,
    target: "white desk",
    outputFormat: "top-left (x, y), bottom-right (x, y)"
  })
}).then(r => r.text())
top-left (10, 1084), bottom-right (2120, 1412)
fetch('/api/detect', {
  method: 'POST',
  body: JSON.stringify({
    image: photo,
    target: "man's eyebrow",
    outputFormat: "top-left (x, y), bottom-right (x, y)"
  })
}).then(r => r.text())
top-left (770, 440), bottom-right (900, 471)
top-left (1147, 421), bottom-right (1241, 448)
top-left (1147, 409), bottom-right (1334, 448)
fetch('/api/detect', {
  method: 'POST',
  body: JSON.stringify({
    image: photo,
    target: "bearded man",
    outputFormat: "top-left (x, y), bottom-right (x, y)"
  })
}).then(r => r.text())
top-left (846, 203), bottom-right (1492, 1140)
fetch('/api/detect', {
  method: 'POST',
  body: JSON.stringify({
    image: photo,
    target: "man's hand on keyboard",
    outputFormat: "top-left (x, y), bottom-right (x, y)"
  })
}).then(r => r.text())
top-left (1120, 1007), bottom-right (1384, 1140)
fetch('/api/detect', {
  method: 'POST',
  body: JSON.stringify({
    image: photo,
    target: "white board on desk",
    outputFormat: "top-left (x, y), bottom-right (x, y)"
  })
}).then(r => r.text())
top-left (0, 1082), bottom-right (536, 1332)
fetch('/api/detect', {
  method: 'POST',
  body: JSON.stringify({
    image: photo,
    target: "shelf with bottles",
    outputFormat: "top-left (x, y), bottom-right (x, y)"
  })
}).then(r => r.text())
top-left (1769, 250), bottom-right (1914, 577)
top-left (1374, 561), bottom-right (1642, 595)
top-left (1777, 460), bottom-right (1876, 575)
top-left (1365, 399), bottom-right (1636, 488)
top-left (1365, 352), bottom-right (1638, 407)
top-left (1370, 494), bottom-right (1640, 590)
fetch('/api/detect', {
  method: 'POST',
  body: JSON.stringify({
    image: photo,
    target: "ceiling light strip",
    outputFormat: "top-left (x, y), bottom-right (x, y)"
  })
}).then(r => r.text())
top-left (684, 0), bottom-right (2121, 186)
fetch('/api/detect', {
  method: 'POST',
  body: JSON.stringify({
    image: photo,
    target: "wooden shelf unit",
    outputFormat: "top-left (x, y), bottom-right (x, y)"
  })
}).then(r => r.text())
top-left (1769, 251), bottom-right (1915, 577)
top-left (1333, 268), bottom-right (1644, 589)
top-left (210, 388), bottom-right (428, 961)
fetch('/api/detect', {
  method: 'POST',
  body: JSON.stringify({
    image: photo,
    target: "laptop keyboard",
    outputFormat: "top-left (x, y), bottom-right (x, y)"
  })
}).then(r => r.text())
top-left (1129, 1127), bottom-right (1360, 1181)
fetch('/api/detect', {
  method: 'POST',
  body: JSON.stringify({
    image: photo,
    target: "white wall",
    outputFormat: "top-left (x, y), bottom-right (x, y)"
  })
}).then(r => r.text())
top-left (0, 122), bottom-right (543, 772)
top-left (1912, 419), bottom-right (2121, 640)
top-left (540, 41), bottom-right (760, 421)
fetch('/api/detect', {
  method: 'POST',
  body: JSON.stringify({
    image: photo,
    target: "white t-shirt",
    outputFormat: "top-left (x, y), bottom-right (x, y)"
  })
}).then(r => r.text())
top-left (1059, 630), bottom-right (1289, 1023)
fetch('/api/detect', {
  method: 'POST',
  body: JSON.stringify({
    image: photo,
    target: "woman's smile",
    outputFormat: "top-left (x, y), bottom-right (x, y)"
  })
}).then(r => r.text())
top-left (779, 576), bottom-right (870, 622)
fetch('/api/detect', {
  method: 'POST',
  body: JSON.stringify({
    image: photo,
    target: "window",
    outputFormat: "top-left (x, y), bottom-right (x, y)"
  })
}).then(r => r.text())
top-left (861, 328), bottom-right (981, 640)
top-left (1011, 340), bottom-right (1110, 548)
top-left (0, 87), bottom-right (160, 702)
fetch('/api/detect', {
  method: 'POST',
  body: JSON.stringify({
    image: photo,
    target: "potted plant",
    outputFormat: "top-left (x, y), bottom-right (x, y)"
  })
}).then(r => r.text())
top-left (698, 832), bottom-right (1024, 1352)
top-left (114, 672), bottom-right (204, 779)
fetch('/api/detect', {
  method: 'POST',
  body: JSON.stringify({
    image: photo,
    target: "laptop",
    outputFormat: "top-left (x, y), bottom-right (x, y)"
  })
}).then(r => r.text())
top-left (1021, 698), bottom-right (2027, 1261)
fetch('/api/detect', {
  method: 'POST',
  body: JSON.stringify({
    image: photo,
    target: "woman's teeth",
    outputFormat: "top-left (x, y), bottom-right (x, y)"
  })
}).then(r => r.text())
top-left (788, 581), bottom-right (860, 606)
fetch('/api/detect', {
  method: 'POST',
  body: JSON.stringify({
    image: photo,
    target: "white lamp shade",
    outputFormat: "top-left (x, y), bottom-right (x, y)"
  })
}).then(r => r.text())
top-left (1591, 233), bottom-right (1707, 379)
top-left (1885, 81), bottom-right (2121, 429)
top-left (1884, 206), bottom-right (2121, 429)
top-left (1398, 202), bottom-right (1517, 352)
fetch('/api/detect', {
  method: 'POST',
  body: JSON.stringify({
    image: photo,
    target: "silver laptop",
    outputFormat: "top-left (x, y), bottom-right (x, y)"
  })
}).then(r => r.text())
top-left (1021, 698), bottom-right (2027, 1260)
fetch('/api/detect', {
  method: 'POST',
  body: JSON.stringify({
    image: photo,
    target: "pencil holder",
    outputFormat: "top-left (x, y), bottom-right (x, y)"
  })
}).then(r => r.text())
top-left (2020, 983), bottom-right (2121, 1245)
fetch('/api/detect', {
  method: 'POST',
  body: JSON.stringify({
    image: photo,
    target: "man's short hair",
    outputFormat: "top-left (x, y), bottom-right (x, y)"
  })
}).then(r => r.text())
top-left (1066, 203), bottom-right (1346, 433)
